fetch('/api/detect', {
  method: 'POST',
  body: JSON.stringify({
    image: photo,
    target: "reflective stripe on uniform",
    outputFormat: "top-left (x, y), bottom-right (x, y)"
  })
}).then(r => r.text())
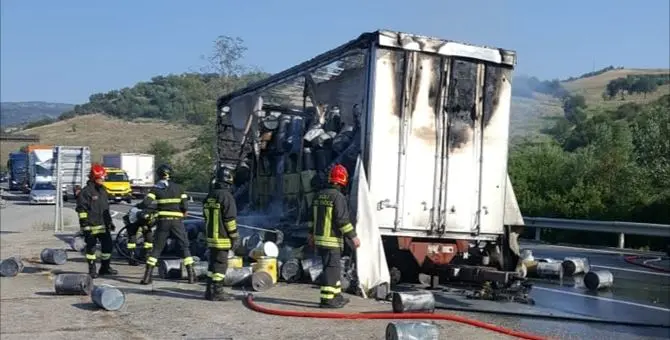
top-left (82, 225), bottom-right (106, 235)
top-left (146, 193), bottom-right (156, 199)
top-left (144, 242), bottom-right (153, 249)
top-left (127, 243), bottom-right (136, 249)
top-left (157, 211), bottom-right (184, 218)
top-left (313, 203), bottom-right (343, 249)
top-left (85, 253), bottom-right (97, 261)
top-left (78, 212), bottom-right (88, 219)
top-left (183, 256), bottom-right (194, 266)
top-left (208, 271), bottom-right (225, 282)
top-left (100, 253), bottom-right (111, 260)
top-left (157, 198), bottom-right (181, 204)
top-left (340, 223), bottom-right (354, 234)
top-left (146, 256), bottom-right (158, 266)
top-left (320, 285), bottom-right (341, 300)
top-left (181, 194), bottom-right (188, 199)
top-left (204, 200), bottom-right (232, 250)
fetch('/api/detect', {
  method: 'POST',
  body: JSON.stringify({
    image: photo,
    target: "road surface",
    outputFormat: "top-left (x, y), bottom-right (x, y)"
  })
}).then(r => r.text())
top-left (2, 189), bottom-right (669, 339)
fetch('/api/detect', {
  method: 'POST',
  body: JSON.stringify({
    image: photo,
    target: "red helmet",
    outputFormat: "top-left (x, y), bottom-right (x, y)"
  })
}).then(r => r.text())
top-left (328, 164), bottom-right (348, 187)
top-left (89, 163), bottom-right (106, 180)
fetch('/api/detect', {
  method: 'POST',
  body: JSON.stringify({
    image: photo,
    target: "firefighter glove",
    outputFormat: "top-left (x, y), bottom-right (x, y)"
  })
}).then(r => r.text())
top-left (107, 223), bottom-right (116, 232)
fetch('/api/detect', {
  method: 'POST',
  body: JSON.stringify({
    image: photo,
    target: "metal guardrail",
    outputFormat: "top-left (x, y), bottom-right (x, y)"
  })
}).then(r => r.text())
top-left (523, 217), bottom-right (670, 249)
top-left (185, 191), bottom-right (670, 249)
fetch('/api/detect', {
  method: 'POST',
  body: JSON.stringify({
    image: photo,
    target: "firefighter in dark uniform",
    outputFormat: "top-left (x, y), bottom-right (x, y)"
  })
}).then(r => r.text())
top-left (76, 164), bottom-right (118, 278)
top-left (203, 164), bottom-right (239, 301)
top-left (123, 207), bottom-right (156, 266)
top-left (138, 164), bottom-right (196, 284)
top-left (309, 164), bottom-right (361, 308)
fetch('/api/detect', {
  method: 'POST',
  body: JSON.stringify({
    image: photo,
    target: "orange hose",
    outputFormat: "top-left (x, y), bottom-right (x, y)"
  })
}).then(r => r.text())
top-left (623, 255), bottom-right (670, 273)
top-left (243, 294), bottom-right (548, 340)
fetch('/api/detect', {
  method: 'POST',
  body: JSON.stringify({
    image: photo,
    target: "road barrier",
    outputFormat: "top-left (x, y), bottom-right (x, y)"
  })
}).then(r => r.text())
top-left (186, 192), bottom-right (670, 249)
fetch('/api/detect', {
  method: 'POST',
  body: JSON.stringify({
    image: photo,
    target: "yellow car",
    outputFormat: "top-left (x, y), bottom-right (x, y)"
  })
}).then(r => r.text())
top-left (103, 167), bottom-right (133, 204)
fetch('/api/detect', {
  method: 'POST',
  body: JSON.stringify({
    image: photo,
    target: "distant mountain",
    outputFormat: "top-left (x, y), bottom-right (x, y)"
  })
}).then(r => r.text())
top-left (0, 101), bottom-right (75, 128)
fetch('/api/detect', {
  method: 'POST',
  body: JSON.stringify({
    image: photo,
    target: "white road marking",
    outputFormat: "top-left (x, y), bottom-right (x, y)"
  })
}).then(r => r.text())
top-left (533, 286), bottom-right (670, 312)
top-left (522, 243), bottom-right (665, 256)
top-left (590, 264), bottom-right (670, 277)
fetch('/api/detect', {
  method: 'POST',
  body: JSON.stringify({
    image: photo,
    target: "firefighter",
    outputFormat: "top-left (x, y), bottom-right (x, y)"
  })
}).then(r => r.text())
top-left (138, 164), bottom-right (196, 284)
top-left (76, 164), bottom-right (117, 278)
top-left (202, 164), bottom-right (239, 301)
top-left (309, 164), bottom-right (360, 308)
top-left (124, 207), bottom-right (155, 266)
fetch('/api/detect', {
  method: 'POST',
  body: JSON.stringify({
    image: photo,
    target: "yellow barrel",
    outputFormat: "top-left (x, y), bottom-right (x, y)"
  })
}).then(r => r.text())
top-left (227, 256), bottom-right (243, 269)
top-left (252, 256), bottom-right (278, 284)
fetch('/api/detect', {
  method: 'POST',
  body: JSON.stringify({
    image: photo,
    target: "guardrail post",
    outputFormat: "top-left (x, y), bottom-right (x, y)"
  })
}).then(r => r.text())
top-left (534, 227), bottom-right (541, 241)
top-left (618, 232), bottom-right (625, 249)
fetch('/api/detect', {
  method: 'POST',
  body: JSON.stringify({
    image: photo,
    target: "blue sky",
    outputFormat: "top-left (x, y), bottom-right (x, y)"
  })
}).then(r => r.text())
top-left (1, 0), bottom-right (668, 104)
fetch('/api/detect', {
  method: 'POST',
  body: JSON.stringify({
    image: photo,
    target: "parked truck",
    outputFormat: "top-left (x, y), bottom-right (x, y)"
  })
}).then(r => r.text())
top-left (7, 151), bottom-right (28, 191)
top-left (102, 153), bottom-right (155, 198)
top-left (214, 30), bottom-right (525, 290)
top-left (27, 147), bottom-right (55, 193)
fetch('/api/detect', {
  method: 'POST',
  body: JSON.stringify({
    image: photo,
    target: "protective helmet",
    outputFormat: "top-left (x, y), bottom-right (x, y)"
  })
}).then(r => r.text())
top-left (216, 164), bottom-right (235, 186)
top-left (328, 164), bottom-right (348, 187)
top-left (156, 164), bottom-right (172, 179)
top-left (89, 164), bottom-right (106, 180)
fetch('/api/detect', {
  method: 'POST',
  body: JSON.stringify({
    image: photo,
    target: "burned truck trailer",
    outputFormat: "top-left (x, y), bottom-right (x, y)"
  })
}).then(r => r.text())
top-left (215, 30), bottom-right (525, 284)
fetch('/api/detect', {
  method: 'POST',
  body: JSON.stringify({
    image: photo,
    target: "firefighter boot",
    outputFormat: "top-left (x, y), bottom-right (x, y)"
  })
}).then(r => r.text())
top-left (87, 260), bottom-right (98, 279)
top-left (140, 265), bottom-right (154, 285)
top-left (204, 278), bottom-right (213, 300)
top-left (99, 260), bottom-right (118, 276)
top-left (212, 281), bottom-right (234, 301)
top-left (185, 265), bottom-right (196, 284)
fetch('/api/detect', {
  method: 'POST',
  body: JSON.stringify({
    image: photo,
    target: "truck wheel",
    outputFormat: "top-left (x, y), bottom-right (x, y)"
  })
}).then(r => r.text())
top-left (125, 198), bottom-right (132, 204)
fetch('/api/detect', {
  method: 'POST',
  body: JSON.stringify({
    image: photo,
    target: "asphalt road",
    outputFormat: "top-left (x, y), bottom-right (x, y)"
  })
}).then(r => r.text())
top-left (3, 188), bottom-right (670, 339)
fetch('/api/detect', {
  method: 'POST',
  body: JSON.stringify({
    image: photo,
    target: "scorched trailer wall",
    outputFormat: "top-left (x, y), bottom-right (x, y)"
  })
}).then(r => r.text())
top-left (215, 30), bottom-right (523, 242)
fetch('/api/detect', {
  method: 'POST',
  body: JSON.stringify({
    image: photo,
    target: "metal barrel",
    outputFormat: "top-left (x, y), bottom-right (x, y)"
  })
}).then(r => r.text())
top-left (300, 257), bottom-right (323, 283)
top-left (249, 241), bottom-right (279, 260)
top-left (385, 322), bottom-right (440, 340)
top-left (40, 248), bottom-right (68, 265)
top-left (251, 271), bottom-right (274, 292)
top-left (190, 261), bottom-right (209, 278)
top-left (392, 291), bottom-right (436, 313)
top-left (584, 270), bottom-right (614, 291)
top-left (68, 236), bottom-right (86, 252)
top-left (91, 284), bottom-right (126, 311)
top-left (253, 256), bottom-right (278, 284)
top-left (280, 258), bottom-right (302, 282)
top-left (158, 259), bottom-right (183, 279)
top-left (0, 256), bottom-right (24, 276)
top-left (562, 257), bottom-right (590, 276)
top-left (223, 267), bottom-right (253, 286)
top-left (535, 262), bottom-right (564, 279)
top-left (227, 256), bottom-right (243, 269)
top-left (0, 256), bottom-right (24, 277)
top-left (54, 273), bottom-right (93, 295)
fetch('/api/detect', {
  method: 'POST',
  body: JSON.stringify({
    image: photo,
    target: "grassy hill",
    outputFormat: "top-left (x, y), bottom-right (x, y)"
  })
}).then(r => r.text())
top-left (0, 101), bottom-right (75, 128)
top-left (562, 68), bottom-right (669, 108)
top-left (0, 114), bottom-right (201, 165)
top-left (510, 68), bottom-right (669, 138)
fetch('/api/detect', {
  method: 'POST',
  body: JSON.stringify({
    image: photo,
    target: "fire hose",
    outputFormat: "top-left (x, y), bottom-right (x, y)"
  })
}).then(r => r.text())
top-left (623, 255), bottom-right (670, 273)
top-left (243, 293), bottom-right (547, 340)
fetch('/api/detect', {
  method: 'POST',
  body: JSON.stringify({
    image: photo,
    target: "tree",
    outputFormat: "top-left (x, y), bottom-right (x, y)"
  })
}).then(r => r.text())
top-left (562, 94), bottom-right (587, 124)
top-left (147, 139), bottom-right (177, 168)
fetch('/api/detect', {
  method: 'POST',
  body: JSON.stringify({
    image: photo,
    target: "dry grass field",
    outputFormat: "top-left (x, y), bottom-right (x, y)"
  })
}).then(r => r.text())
top-left (562, 68), bottom-right (670, 109)
top-left (1, 114), bottom-right (202, 165)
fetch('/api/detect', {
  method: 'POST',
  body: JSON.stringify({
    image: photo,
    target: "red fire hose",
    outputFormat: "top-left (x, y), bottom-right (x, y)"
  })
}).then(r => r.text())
top-left (623, 255), bottom-right (670, 273)
top-left (243, 294), bottom-right (548, 340)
